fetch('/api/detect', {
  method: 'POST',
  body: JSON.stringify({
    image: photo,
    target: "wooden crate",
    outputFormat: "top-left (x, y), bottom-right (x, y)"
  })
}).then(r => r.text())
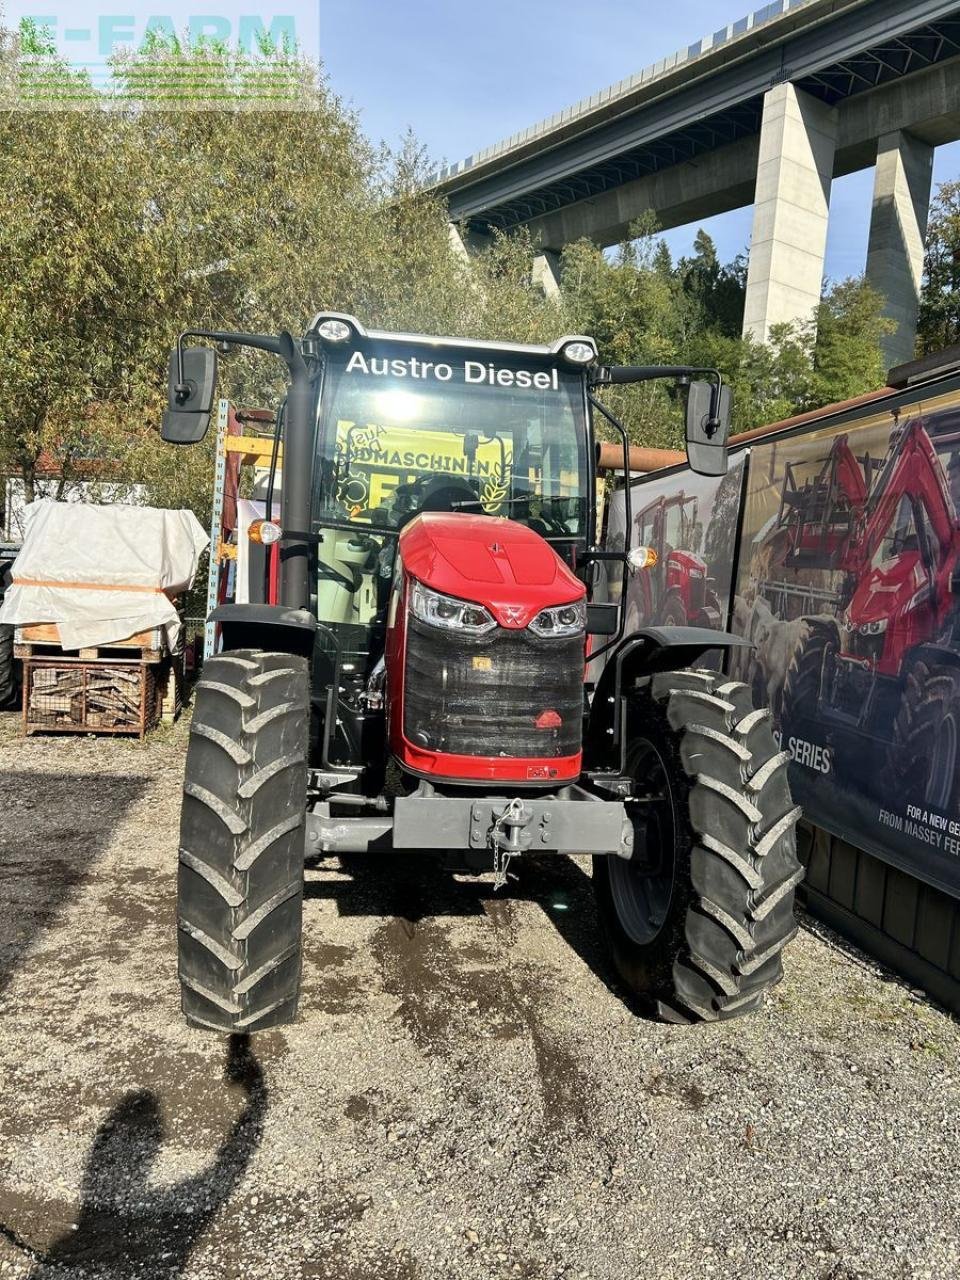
top-left (23, 658), bottom-right (161, 739)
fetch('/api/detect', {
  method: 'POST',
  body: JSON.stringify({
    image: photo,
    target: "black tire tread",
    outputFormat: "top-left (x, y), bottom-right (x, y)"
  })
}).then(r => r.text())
top-left (782, 621), bottom-right (835, 727)
top-left (177, 648), bottom-right (309, 1032)
top-left (888, 658), bottom-right (960, 806)
top-left (596, 667), bottom-right (803, 1023)
top-left (0, 625), bottom-right (16, 709)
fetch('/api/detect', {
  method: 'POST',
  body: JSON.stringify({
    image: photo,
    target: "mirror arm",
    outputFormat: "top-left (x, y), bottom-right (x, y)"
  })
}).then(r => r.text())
top-left (174, 329), bottom-right (305, 397)
top-left (592, 362), bottom-right (722, 392)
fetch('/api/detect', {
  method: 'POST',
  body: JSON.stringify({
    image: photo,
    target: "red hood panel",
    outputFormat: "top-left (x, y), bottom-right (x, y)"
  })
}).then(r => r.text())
top-left (399, 512), bottom-right (585, 628)
top-left (848, 550), bottom-right (924, 627)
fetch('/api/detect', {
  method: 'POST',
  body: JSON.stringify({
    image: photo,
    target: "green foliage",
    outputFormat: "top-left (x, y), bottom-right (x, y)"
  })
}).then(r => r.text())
top-left (0, 33), bottom-right (561, 524)
top-left (557, 225), bottom-right (893, 447)
top-left (919, 179), bottom-right (960, 356)
top-left (18, 17), bottom-right (56, 57)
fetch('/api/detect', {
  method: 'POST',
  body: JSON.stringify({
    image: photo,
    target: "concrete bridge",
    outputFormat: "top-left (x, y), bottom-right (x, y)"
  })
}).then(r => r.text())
top-left (431, 0), bottom-right (960, 366)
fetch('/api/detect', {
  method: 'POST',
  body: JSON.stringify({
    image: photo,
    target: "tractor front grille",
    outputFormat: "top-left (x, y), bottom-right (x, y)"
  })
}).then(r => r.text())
top-left (404, 618), bottom-right (583, 759)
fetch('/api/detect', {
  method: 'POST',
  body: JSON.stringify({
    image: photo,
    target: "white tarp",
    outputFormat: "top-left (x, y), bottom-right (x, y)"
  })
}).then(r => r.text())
top-left (0, 501), bottom-right (209, 649)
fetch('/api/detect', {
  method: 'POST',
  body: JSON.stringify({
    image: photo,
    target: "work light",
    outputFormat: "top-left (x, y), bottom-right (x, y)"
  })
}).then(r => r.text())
top-left (318, 319), bottom-right (353, 343)
top-left (562, 340), bottom-right (596, 365)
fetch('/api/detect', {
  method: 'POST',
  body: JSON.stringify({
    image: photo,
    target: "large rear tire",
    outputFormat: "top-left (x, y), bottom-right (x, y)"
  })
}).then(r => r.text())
top-left (889, 658), bottom-right (960, 812)
top-left (177, 649), bottom-right (309, 1032)
top-left (0, 625), bottom-right (15, 709)
top-left (593, 669), bottom-right (803, 1022)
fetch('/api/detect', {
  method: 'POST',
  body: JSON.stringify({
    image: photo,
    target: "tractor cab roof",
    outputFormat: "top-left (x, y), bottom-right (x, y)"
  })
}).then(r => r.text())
top-left (305, 312), bottom-right (598, 366)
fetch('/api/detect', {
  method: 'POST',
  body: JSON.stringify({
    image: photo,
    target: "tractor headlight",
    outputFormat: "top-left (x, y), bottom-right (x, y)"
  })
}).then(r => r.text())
top-left (859, 619), bottom-right (888, 636)
top-left (528, 600), bottom-right (587, 638)
top-left (410, 581), bottom-right (497, 636)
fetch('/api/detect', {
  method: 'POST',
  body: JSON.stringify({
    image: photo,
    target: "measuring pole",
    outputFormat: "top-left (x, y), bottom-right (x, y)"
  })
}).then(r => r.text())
top-left (204, 399), bottom-right (230, 661)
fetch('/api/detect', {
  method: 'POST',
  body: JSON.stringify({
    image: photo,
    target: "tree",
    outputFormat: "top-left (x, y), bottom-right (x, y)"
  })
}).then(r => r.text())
top-left (0, 67), bottom-right (179, 501)
top-left (0, 25), bottom-right (563, 523)
top-left (919, 179), bottom-right (960, 356)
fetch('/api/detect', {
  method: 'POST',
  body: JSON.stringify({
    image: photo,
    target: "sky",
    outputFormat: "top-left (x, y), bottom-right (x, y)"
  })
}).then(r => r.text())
top-left (319, 0), bottom-right (960, 281)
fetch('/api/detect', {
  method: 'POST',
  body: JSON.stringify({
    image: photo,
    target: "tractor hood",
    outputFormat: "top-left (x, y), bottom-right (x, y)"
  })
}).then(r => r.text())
top-left (846, 549), bottom-right (924, 628)
top-left (668, 549), bottom-right (707, 577)
top-left (399, 512), bottom-right (585, 630)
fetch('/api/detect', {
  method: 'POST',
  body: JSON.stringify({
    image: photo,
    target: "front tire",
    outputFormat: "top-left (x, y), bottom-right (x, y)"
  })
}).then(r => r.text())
top-left (177, 649), bottom-right (309, 1032)
top-left (659, 593), bottom-right (687, 627)
top-left (593, 669), bottom-right (803, 1022)
top-left (782, 621), bottom-right (836, 730)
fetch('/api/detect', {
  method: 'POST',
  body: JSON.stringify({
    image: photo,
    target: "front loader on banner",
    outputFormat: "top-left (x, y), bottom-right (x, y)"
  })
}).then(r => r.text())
top-left (783, 417), bottom-right (960, 810)
top-left (162, 316), bottom-right (802, 1031)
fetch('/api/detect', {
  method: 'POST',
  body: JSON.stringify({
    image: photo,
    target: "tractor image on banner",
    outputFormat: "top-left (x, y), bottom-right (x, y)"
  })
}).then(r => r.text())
top-left (606, 457), bottom-right (747, 662)
top-left (159, 316), bottom-right (802, 1031)
top-left (730, 388), bottom-right (960, 898)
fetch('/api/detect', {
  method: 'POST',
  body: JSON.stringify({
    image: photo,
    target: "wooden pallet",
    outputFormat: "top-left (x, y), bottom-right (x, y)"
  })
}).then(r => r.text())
top-left (14, 640), bottom-right (163, 663)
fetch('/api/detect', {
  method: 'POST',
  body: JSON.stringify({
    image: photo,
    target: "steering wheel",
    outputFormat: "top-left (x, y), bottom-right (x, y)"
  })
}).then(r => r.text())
top-left (528, 503), bottom-right (570, 537)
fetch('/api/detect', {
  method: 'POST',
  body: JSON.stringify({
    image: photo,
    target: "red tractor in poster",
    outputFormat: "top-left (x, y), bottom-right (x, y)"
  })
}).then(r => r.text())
top-left (623, 493), bottom-right (720, 634)
top-left (783, 417), bottom-right (960, 809)
top-left (159, 317), bottom-right (802, 1032)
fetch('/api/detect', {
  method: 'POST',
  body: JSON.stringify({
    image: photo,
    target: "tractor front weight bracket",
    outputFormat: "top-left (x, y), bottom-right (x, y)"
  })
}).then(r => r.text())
top-left (304, 786), bottom-right (634, 860)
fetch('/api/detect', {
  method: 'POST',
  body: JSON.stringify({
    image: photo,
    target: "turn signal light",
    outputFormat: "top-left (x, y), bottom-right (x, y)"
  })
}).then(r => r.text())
top-left (627, 546), bottom-right (658, 572)
top-left (249, 519), bottom-right (283, 546)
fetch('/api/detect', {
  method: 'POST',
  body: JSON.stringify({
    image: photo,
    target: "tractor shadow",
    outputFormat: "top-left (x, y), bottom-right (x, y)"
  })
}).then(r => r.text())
top-left (305, 852), bottom-right (641, 1013)
top-left (8, 1033), bottom-right (266, 1278)
top-left (0, 769), bottom-right (148, 996)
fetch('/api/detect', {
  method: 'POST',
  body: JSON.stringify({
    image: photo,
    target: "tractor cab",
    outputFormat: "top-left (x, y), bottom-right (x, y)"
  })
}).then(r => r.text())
top-left (309, 322), bottom-right (592, 667)
top-left (630, 493), bottom-right (715, 629)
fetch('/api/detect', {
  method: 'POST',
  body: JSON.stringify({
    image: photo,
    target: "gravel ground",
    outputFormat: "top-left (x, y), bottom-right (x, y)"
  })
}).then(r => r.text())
top-left (1, 709), bottom-right (959, 1280)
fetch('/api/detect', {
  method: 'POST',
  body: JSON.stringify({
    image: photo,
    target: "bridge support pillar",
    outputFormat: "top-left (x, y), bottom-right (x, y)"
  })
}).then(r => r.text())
top-left (532, 249), bottom-right (562, 299)
top-left (743, 83), bottom-right (837, 346)
top-left (448, 223), bottom-right (492, 261)
top-left (865, 130), bottom-right (934, 371)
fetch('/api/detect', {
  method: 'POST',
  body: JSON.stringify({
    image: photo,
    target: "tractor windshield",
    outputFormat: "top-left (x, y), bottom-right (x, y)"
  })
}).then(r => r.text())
top-left (313, 350), bottom-right (590, 540)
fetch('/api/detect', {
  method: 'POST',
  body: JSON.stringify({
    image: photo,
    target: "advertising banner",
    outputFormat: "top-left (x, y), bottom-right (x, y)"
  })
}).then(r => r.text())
top-left (604, 456), bottom-right (747, 660)
top-left (732, 386), bottom-right (960, 898)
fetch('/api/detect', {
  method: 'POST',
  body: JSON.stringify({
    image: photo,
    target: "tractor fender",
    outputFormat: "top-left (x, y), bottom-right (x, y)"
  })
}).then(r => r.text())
top-left (585, 626), bottom-right (753, 767)
top-left (209, 603), bottom-right (317, 658)
top-left (900, 643), bottom-right (960, 677)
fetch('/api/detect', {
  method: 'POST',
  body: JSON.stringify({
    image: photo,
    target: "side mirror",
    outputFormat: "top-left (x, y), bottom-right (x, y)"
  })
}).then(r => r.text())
top-left (686, 381), bottom-right (731, 477)
top-left (161, 346), bottom-right (218, 445)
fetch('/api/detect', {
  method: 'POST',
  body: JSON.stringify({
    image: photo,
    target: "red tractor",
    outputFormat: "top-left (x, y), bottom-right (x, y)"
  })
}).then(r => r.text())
top-left (624, 493), bottom-right (719, 634)
top-left (783, 416), bottom-right (960, 809)
top-left (162, 317), bottom-right (801, 1031)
